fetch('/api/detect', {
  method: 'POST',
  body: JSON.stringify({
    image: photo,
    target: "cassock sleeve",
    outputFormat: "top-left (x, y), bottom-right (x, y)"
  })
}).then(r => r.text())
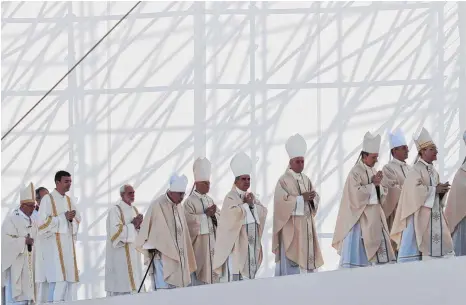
top-left (184, 198), bottom-right (209, 241)
top-left (274, 178), bottom-right (301, 217)
top-left (382, 165), bottom-right (399, 189)
top-left (1, 216), bottom-right (26, 273)
top-left (223, 197), bottom-right (247, 228)
top-left (37, 195), bottom-right (67, 235)
top-left (135, 203), bottom-right (155, 252)
top-left (69, 199), bottom-right (81, 236)
top-left (348, 170), bottom-right (378, 209)
top-left (107, 206), bottom-right (137, 248)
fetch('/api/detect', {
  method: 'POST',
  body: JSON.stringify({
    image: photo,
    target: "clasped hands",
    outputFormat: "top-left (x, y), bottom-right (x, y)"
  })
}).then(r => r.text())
top-left (243, 192), bottom-right (255, 206)
top-left (436, 182), bottom-right (451, 194)
top-left (131, 214), bottom-right (144, 230)
top-left (301, 191), bottom-right (316, 202)
top-left (205, 204), bottom-right (217, 217)
top-left (65, 210), bottom-right (76, 221)
top-left (371, 171), bottom-right (384, 186)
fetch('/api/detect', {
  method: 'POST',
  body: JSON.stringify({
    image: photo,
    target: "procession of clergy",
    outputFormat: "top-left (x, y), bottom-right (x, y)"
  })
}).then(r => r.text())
top-left (2, 127), bottom-right (466, 305)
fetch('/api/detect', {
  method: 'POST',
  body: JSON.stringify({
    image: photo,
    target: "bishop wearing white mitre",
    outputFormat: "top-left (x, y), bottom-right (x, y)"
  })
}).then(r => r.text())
top-left (273, 134), bottom-right (324, 275)
top-left (213, 152), bottom-right (268, 281)
top-left (391, 128), bottom-right (454, 262)
top-left (184, 157), bottom-right (221, 285)
top-left (105, 184), bottom-right (144, 296)
top-left (36, 171), bottom-right (81, 302)
top-left (2, 183), bottom-right (37, 305)
top-left (333, 132), bottom-right (396, 268)
top-left (135, 174), bottom-right (196, 289)
top-left (381, 129), bottom-right (411, 251)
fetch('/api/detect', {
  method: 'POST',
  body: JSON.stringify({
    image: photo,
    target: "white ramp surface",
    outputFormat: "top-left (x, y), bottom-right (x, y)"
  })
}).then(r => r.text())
top-left (63, 257), bottom-right (465, 305)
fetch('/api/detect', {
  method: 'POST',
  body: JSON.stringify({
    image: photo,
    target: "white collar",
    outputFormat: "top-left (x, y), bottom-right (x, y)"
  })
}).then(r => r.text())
top-left (52, 189), bottom-right (66, 198)
top-left (419, 158), bottom-right (433, 168)
top-left (391, 158), bottom-right (407, 166)
top-left (235, 187), bottom-right (246, 198)
top-left (119, 199), bottom-right (133, 207)
top-left (360, 160), bottom-right (376, 172)
top-left (287, 168), bottom-right (303, 179)
top-left (165, 193), bottom-right (177, 206)
top-left (194, 190), bottom-right (207, 198)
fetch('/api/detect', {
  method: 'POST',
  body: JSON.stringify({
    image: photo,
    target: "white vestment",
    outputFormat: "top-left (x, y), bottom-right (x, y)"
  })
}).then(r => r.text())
top-left (105, 201), bottom-right (143, 296)
top-left (36, 190), bottom-right (81, 302)
top-left (397, 160), bottom-right (455, 262)
top-left (1, 209), bottom-right (37, 305)
top-left (226, 188), bottom-right (261, 281)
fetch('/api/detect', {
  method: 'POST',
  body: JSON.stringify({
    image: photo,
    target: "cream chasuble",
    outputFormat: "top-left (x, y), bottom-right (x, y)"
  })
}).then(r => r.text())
top-left (333, 161), bottom-right (395, 268)
top-left (135, 194), bottom-right (196, 289)
top-left (184, 191), bottom-right (220, 285)
top-left (105, 201), bottom-right (143, 295)
top-left (444, 162), bottom-right (466, 256)
top-left (381, 159), bottom-right (411, 228)
top-left (2, 209), bottom-right (37, 305)
top-left (36, 190), bottom-right (81, 302)
top-left (273, 169), bottom-right (324, 275)
top-left (391, 159), bottom-right (454, 261)
top-left (212, 187), bottom-right (267, 281)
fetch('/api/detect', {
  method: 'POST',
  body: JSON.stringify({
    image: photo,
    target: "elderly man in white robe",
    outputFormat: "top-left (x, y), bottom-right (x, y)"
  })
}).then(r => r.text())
top-left (135, 174), bottom-right (196, 290)
top-left (184, 157), bottom-right (221, 285)
top-left (105, 185), bottom-right (144, 296)
top-left (273, 134), bottom-right (324, 276)
top-left (333, 132), bottom-right (396, 268)
top-left (391, 128), bottom-right (454, 262)
top-left (1, 182), bottom-right (37, 305)
top-left (35, 171), bottom-right (81, 302)
top-left (213, 152), bottom-right (268, 281)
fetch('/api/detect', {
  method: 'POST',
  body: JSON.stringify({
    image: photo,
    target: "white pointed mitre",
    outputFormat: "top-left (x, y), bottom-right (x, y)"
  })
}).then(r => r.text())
top-left (230, 152), bottom-right (252, 177)
top-left (413, 127), bottom-right (435, 151)
top-left (362, 132), bottom-right (381, 154)
top-left (169, 173), bottom-right (188, 193)
top-left (285, 134), bottom-right (307, 159)
top-left (388, 129), bottom-right (407, 149)
top-left (20, 182), bottom-right (35, 204)
top-left (193, 157), bottom-right (211, 182)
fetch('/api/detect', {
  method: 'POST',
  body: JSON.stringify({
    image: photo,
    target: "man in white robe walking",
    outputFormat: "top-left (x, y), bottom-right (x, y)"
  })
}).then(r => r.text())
top-left (381, 129), bottom-right (411, 253)
top-left (36, 171), bottom-right (81, 302)
top-left (105, 185), bottom-right (144, 296)
top-left (213, 152), bottom-right (268, 281)
top-left (135, 174), bottom-right (197, 289)
top-left (391, 128), bottom-right (454, 262)
top-left (333, 132), bottom-right (396, 268)
top-left (1, 182), bottom-right (38, 305)
top-left (184, 158), bottom-right (221, 285)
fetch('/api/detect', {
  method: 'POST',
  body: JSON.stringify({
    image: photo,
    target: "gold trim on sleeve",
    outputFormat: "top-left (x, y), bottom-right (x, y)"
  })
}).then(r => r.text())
top-left (38, 216), bottom-right (52, 231)
top-left (111, 224), bottom-right (124, 242)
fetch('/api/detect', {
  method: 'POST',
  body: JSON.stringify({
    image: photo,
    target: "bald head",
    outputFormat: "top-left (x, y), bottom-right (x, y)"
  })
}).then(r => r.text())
top-left (120, 184), bottom-right (135, 205)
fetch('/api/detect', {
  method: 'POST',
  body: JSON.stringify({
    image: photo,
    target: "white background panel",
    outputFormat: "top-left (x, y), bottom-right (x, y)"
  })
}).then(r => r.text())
top-left (1, 1), bottom-right (465, 300)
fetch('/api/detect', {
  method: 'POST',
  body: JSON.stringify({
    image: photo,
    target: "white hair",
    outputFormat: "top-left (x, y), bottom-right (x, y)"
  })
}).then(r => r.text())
top-left (119, 184), bottom-right (132, 194)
